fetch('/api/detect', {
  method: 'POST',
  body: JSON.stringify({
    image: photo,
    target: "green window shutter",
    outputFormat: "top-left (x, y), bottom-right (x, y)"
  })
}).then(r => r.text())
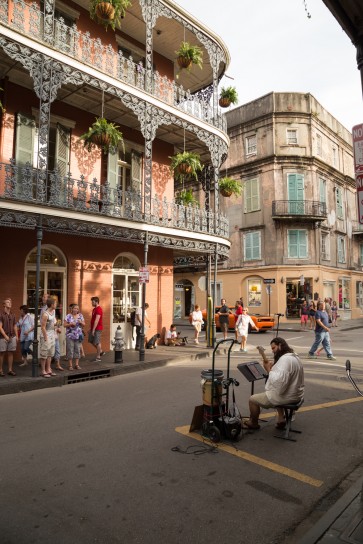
top-left (245, 231), bottom-right (261, 260)
top-left (288, 173), bottom-right (304, 201)
top-left (288, 230), bottom-right (307, 258)
top-left (131, 150), bottom-right (142, 192)
top-left (107, 149), bottom-right (119, 190)
top-left (336, 187), bottom-right (343, 218)
top-left (15, 113), bottom-right (35, 167)
top-left (319, 178), bottom-right (326, 204)
top-left (55, 124), bottom-right (70, 177)
top-left (245, 179), bottom-right (259, 213)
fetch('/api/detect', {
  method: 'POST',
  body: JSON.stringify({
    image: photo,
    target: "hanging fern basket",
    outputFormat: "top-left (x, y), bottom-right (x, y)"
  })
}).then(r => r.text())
top-left (95, 2), bottom-right (115, 21)
top-left (177, 162), bottom-right (192, 175)
top-left (177, 55), bottom-right (192, 70)
top-left (219, 97), bottom-right (231, 108)
top-left (220, 188), bottom-right (233, 197)
top-left (91, 132), bottom-right (111, 148)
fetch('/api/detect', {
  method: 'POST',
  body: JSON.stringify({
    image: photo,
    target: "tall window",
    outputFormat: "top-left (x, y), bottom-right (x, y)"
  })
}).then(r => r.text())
top-left (316, 133), bottom-right (322, 156)
top-left (286, 129), bottom-right (298, 144)
top-left (332, 147), bottom-right (338, 168)
top-left (246, 135), bottom-right (257, 156)
top-left (244, 178), bottom-right (260, 213)
top-left (336, 187), bottom-right (344, 219)
top-left (288, 230), bottom-right (307, 258)
top-left (321, 232), bottom-right (330, 260)
top-left (337, 236), bottom-right (346, 263)
top-left (244, 231), bottom-right (261, 261)
top-left (339, 278), bottom-right (350, 309)
top-left (360, 244), bottom-right (363, 265)
top-left (107, 147), bottom-right (143, 209)
top-left (319, 178), bottom-right (326, 205)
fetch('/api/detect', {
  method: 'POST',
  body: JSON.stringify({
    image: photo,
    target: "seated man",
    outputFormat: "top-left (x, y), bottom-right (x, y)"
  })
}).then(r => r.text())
top-left (243, 337), bottom-right (304, 430)
top-left (165, 324), bottom-right (182, 346)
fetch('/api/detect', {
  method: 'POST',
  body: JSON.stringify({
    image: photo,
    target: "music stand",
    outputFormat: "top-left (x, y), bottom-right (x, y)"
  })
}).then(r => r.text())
top-left (237, 361), bottom-right (267, 395)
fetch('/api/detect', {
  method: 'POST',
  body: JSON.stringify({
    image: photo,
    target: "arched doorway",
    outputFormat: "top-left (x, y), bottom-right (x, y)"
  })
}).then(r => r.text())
top-left (112, 253), bottom-right (141, 348)
top-left (25, 245), bottom-right (67, 354)
top-left (174, 279), bottom-right (194, 319)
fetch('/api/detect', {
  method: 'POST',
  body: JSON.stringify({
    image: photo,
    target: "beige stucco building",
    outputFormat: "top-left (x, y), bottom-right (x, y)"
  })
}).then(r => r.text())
top-left (174, 92), bottom-right (363, 322)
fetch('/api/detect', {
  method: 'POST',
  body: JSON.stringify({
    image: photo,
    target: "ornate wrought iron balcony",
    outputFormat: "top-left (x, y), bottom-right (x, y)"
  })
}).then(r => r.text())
top-left (0, 160), bottom-right (229, 238)
top-left (0, 0), bottom-right (226, 133)
top-left (272, 200), bottom-right (327, 221)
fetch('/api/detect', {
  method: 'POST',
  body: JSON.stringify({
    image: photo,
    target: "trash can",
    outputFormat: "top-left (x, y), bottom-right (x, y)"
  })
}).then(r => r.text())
top-left (201, 369), bottom-right (224, 406)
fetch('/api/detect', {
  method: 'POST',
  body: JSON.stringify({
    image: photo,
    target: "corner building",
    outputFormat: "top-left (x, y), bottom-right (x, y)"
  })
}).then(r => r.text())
top-left (0, 0), bottom-right (230, 350)
top-left (177, 92), bottom-right (363, 322)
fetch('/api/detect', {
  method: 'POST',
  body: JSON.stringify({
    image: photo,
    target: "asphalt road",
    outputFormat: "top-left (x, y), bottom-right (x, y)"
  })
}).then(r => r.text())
top-left (1, 326), bottom-right (362, 544)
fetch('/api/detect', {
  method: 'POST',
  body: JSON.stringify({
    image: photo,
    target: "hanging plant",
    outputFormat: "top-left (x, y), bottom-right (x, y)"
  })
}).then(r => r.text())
top-left (169, 151), bottom-right (203, 182)
top-left (219, 86), bottom-right (238, 108)
top-left (175, 42), bottom-right (203, 73)
top-left (80, 117), bottom-right (124, 154)
top-left (176, 188), bottom-right (199, 207)
top-left (219, 177), bottom-right (243, 198)
top-left (89, 0), bottom-right (131, 31)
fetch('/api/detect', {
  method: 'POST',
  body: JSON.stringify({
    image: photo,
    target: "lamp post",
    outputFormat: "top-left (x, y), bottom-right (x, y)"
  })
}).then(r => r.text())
top-left (32, 216), bottom-right (42, 378)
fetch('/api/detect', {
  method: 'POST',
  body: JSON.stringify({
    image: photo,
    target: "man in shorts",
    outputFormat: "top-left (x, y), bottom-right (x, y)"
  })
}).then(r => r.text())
top-left (0, 298), bottom-right (18, 376)
top-left (89, 296), bottom-right (105, 362)
top-left (243, 337), bottom-right (304, 430)
top-left (218, 298), bottom-right (231, 340)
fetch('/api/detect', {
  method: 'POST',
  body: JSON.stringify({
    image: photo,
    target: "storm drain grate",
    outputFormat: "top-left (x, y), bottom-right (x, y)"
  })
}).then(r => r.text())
top-left (67, 369), bottom-right (111, 384)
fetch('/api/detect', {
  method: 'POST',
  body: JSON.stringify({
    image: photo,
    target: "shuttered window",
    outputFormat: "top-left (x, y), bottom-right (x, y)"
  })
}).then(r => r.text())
top-left (244, 178), bottom-right (259, 213)
top-left (288, 230), bottom-right (307, 258)
top-left (336, 187), bottom-right (344, 219)
top-left (244, 231), bottom-right (261, 260)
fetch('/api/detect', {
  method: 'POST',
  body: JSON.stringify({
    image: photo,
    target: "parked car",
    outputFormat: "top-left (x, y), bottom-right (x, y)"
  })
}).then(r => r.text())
top-left (189, 306), bottom-right (275, 332)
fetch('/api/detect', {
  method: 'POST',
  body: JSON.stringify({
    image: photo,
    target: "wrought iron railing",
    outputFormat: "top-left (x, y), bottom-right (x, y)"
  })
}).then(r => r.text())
top-left (0, 160), bottom-right (229, 237)
top-left (0, 0), bottom-right (226, 132)
top-left (272, 200), bottom-right (327, 218)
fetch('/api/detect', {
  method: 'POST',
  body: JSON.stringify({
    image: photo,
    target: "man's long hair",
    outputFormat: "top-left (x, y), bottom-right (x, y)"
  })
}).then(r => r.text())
top-left (270, 337), bottom-right (294, 363)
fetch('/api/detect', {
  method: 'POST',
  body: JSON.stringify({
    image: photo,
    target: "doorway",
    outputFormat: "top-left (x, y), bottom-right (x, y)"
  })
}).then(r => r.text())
top-left (174, 279), bottom-right (194, 319)
top-left (25, 246), bottom-right (67, 354)
top-left (112, 254), bottom-right (141, 348)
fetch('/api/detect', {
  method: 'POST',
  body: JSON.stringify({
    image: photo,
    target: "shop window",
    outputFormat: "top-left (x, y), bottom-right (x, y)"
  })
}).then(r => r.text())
top-left (248, 280), bottom-right (261, 307)
top-left (338, 278), bottom-right (350, 310)
top-left (287, 229), bottom-right (307, 258)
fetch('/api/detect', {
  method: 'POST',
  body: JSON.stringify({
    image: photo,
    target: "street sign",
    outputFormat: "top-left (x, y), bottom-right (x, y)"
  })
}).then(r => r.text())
top-left (352, 124), bottom-right (363, 224)
top-left (263, 279), bottom-right (275, 284)
top-left (139, 267), bottom-right (149, 283)
top-left (266, 285), bottom-right (272, 295)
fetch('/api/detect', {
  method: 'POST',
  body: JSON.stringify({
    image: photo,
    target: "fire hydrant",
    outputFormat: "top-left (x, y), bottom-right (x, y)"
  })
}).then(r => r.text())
top-left (111, 325), bottom-right (125, 364)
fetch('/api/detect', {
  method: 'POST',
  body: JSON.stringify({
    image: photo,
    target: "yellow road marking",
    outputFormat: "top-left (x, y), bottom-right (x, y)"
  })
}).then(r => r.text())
top-left (261, 396), bottom-right (363, 419)
top-left (175, 425), bottom-right (323, 488)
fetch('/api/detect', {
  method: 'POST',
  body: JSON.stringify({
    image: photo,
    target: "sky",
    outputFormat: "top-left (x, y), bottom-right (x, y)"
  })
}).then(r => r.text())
top-left (176, 0), bottom-right (362, 132)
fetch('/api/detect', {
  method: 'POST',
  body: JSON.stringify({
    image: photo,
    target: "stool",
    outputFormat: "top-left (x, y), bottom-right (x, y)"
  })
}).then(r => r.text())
top-left (274, 398), bottom-right (304, 442)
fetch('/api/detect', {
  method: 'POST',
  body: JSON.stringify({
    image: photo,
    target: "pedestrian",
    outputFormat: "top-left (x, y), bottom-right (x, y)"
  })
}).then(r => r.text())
top-left (243, 337), bottom-right (304, 430)
top-left (308, 301), bottom-right (316, 330)
top-left (135, 302), bottom-right (150, 350)
top-left (217, 298), bottom-right (231, 340)
top-left (0, 298), bottom-right (18, 376)
top-left (234, 300), bottom-right (243, 341)
top-left (190, 304), bottom-right (203, 344)
top-left (299, 300), bottom-right (309, 331)
top-left (308, 301), bottom-right (336, 360)
top-left (39, 297), bottom-right (57, 377)
top-left (235, 307), bottom-right (258, 352)
top-left (324, 297), bottom-right (332, 323)
top-left (18, 304), bottom-right (34, 367)
top-left (165, 324), bottom-right (182, 346)
top-left (64, 303), bottom-right (85, 370)
top-left (89, 296), bottom-right (105, 362)
top-left (331, 300), bottom-right (338, 327)
top-left (53, 319), bottom-right (64, 371)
